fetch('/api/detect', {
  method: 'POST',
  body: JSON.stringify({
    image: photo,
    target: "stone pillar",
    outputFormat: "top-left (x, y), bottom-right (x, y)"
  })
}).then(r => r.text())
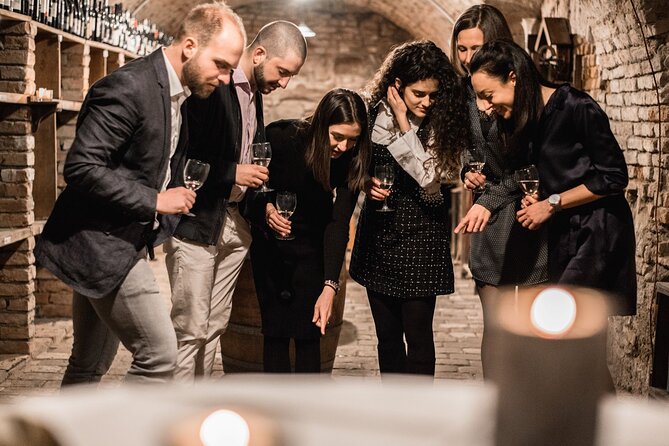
top-left (0, 20), bottom-right (39, 356)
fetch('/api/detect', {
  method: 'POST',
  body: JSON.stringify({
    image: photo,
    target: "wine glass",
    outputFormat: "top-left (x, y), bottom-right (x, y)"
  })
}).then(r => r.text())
top-left (183, 159), bottom-right (210, 217)
top-left (252, 142), bottom-right (273, 192)
top-left (275, 191), bottom-right (297, 240)
top-left (515, 165), bottom-right (540, 196)
top-left (374, 164), bottom-right (395, 212)
top-left (467, 148), bottom-right (487, 193)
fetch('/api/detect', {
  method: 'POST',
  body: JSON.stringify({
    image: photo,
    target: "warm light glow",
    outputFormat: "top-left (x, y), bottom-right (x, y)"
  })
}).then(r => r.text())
top-left (530, 288), bottom-right (577, 337)
top-left (200, 410), bottom-right (250, 446)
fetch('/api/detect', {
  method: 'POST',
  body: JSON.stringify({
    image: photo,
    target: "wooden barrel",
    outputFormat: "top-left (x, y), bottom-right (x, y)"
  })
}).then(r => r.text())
top-left (219, 258), bottom-right (347, 373)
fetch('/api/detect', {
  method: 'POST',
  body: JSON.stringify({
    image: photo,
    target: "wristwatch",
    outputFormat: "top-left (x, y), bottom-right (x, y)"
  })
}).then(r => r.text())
top-left (548, 193), bottom-right (562, 212)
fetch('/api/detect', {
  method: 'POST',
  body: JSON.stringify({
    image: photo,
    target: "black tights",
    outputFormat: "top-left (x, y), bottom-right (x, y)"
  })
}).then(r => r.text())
top-left (367, 290), bottom-right (436, 376)
top-left (263, 336), bottom-right (320, 373)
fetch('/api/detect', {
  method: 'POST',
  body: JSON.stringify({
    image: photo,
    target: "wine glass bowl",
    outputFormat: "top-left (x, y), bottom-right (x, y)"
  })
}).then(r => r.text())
top-left (252, 142), bottom-right (273, 192)
top-left (275, 191), bottom-right (297, 240)
top-left (515, 165), bottom-right (540, 196)
top-left (374, 164), bottom-right (395, 212)
top-left (467, 149), bottom-right (487, 193)
top-left (183, 159), bottom-right (210, 217)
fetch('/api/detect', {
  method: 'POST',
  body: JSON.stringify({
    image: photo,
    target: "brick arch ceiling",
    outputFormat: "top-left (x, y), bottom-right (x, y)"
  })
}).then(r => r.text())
top-left (120, 0), bottom-right (543, 50)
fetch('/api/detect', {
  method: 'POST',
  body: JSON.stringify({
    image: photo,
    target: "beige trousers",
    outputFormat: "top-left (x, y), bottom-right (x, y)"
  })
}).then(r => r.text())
top-left (164, 206), bottom-right (252, 382)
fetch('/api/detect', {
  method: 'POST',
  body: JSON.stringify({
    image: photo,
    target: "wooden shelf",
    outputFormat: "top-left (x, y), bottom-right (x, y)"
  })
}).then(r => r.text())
top-left (1, 9), bottom-right (137, 60)
top-left (0, 8), bottom-right (29, 23)
top-left (0, 220), bottom-right (46, 249)
top-left (0, 92), bottom-right (28, 105)
top-left (58, 100), bottom-right (82, 112)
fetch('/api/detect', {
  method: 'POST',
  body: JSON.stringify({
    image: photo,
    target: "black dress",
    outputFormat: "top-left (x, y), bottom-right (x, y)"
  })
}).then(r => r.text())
top-left (249, 120), bottom-right (357, 339)
top-left (349, 108), bottom-right (454, 298)
top-left (534, 85), bottom-right (636, 315)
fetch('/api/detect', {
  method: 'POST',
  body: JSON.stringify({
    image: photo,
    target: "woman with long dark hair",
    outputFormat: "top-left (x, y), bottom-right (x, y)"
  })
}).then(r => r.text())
top-left (250, 88), bottom-right (370, 373)
top-left (349, 41), bottom-right (470, 376)
top-left (451, 5), bottom-right (548, 377)
top-left (469, 40), bottom-right (636, 317)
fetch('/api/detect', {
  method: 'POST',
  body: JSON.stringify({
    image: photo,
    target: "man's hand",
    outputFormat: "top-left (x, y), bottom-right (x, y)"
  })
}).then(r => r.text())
top-left (236, 164), bottom-right (269, 188)
top-left (156, 187), bottom-right (196, 215)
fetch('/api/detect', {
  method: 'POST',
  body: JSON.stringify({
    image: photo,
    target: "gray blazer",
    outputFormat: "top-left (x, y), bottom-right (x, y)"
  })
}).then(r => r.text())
top-left (35, 49), bottom-right (188, 298)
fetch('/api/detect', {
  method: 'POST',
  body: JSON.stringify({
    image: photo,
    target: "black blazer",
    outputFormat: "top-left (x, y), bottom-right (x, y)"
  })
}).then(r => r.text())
top-left (34, 49), bottom-right (188, 298)
top-left (173, 79), bottom-right (265, 245)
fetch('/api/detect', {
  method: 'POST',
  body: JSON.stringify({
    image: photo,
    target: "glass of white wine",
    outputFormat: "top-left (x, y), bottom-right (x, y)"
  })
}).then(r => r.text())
top-left (183, 159), bottom-right (210, 217)
top-left (374, 164), bottom-right (395, 212)
top-left (515, 165), bottom-right (540, 196)
top-left (275, 191), bottom-right (297, 240)
top-left (467, 148), bottom-right (487, 193)
top-left (252, 142), bottom-right (273, 192)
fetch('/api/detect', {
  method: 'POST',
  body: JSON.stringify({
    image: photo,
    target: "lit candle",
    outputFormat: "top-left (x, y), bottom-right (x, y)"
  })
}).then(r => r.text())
top-left (488, 285), bottom-right (611, 446)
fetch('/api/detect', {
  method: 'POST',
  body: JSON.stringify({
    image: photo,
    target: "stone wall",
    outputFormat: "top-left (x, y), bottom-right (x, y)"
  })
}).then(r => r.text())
top-left (540, 0), bottom-right (669, 393)
top-left (0, 20), bottom-right (38, 355)
top-left (236, 1), bottom-right (413, 123)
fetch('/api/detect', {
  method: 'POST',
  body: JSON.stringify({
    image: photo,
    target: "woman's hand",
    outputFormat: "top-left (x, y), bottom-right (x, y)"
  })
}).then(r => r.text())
top-left (516, 199), bottom-right (551, 230)
top-left (386, 86), bottom-right (410, 132)
top-left (265, 203), bottom-right (291, 238)
top-left (463, 171), bottom-right (487, 191)
top-left (365, 177), bottom-right (391, 201)
top-left (313, 287), bottom-right (336, 335)
top-left (520, 193), bottom-right (539, 208)
top-left (454, 203), bottom-right (492, 234)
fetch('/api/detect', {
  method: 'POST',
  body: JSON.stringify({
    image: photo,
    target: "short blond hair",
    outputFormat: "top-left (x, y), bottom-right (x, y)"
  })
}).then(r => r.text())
top-left (174, 2), bottom-right (247, 48)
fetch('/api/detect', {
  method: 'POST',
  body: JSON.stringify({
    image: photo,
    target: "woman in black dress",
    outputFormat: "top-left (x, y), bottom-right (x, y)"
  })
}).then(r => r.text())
top-left (250, 88), bottom-right (371, 373)
top-left (469, 40), bottom-right (636, 316)
top-left (451, 5), bottom-right (548, 377)
top-left (349, 41), bottom-right (470, 376)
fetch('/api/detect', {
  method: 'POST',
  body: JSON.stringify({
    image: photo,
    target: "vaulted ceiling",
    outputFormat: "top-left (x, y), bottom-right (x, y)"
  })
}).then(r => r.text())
top-left (120, 0), bottom-right (544, 49)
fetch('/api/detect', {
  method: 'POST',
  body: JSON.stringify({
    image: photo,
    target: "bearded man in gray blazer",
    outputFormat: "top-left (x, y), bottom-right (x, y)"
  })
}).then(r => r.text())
top-left (35, 3), bottom-right (246, 385)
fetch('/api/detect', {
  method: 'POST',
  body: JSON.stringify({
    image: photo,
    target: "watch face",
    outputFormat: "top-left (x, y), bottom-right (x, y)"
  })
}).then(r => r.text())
top-left (549, 194), bottom-right (560, 205)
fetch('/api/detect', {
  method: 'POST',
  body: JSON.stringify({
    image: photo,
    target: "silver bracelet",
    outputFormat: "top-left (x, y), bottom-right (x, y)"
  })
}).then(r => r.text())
top-left (324, 280), bottom-right (340, 294)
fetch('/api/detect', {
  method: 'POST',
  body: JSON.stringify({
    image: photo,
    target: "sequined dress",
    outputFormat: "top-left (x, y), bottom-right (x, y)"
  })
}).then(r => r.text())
top-left (350, 109), bottom-right (454, 298)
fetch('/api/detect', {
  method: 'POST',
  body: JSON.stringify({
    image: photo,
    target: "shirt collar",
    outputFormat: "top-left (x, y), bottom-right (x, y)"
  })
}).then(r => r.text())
top-left (232, 66), bottom-right (254, 94)
top-left (162, 48), bottom-right (191, 99)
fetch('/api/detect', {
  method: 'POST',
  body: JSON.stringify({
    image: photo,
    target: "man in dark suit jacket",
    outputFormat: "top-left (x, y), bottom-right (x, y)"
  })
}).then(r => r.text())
top-left (164, 21), bottom-right (308, 381)
top-left (34, 3), bottom-right (246, 385)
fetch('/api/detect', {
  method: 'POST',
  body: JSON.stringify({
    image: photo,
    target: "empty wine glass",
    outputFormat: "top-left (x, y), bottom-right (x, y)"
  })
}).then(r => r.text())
top-left (183, 159), bottom-right (210, 217)
top-left (252, 142), bottom-right (273, 192)
top-left (275, 191), bottom-right (297, 240)
top-left (515, 165), bottom-right (540, 196)
top-left (374, 164), bottom-right (395, 212)
top-left (467, 148), bottom-right (487, 193)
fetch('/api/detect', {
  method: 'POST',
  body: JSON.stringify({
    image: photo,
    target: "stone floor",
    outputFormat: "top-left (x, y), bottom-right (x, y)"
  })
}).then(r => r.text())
top-left (0, 249), bottom-right (483, 403)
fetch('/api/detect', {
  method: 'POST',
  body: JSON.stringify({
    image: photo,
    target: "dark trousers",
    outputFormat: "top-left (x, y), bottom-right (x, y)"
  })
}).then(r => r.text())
top-left (263, 336), bottom-right (321, 373)
top-left (367, 290), bottom-right (436, 376)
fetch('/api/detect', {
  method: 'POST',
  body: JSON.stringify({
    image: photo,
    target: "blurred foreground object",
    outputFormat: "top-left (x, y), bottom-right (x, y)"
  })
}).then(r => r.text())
top-left (488, 285), bottom-right (610, 446)
top-left (0, 377), bottom-right (496, 446)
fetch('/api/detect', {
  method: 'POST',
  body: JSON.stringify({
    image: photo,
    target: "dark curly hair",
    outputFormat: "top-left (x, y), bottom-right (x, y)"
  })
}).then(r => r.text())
top-left (364, 40), bottom-right (470, 178)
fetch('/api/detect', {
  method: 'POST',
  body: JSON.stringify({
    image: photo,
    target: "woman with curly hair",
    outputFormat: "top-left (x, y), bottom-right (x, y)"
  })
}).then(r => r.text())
top-left (349, 40), bottom-right (470, 376)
